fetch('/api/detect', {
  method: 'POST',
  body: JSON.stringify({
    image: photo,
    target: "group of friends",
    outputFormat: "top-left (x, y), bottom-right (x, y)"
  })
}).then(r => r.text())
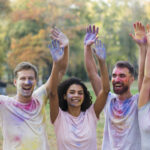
top-left (0, 21), bottom-right (150, 150)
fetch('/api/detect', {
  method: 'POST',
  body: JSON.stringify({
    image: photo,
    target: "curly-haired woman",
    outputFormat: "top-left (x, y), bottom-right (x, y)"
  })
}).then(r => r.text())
top-left (49, 25), bottom-right (110, 150)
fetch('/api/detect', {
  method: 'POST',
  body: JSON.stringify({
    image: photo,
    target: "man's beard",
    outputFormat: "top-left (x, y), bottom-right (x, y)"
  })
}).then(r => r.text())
top-left (113, 84), bottom-right (129, 95)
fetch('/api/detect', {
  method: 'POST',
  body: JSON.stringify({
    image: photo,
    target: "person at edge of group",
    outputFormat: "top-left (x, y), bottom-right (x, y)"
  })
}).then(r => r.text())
top-left (48, 25), bottom-right (110, 150)
top-left (132, 23), bottom-right (150, 150)
top-left (84, 23), bottom-right (144, 150)
top-left (0, 28), bottom-right (69, 150)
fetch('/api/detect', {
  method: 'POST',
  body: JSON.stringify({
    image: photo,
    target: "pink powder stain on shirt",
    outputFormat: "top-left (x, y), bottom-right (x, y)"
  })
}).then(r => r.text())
top-left (14, 136), bottom-right (21, 142)
top-left (0, 100), bottom-right (5, 105)
top-left (14, 99), bottom-right (40, 111)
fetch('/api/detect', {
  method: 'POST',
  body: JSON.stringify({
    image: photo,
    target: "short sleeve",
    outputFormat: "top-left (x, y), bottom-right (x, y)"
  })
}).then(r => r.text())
top-left (33, 85), bottom-right (48, 105)
top-left (88, 104), bottom-right (99, 123)
top-left (104, 92), bottom-right (115, 114)
top-left (53, 108), bottom-right (62, 126)
top-left (138, 101), bottom-right (150, 116)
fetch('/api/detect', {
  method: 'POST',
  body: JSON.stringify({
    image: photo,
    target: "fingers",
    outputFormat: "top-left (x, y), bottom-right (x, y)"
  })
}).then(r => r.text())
top-left (129, 33), bottom-right (135, 40)
top-left (134, 21), bottom-right (145, 32)
top-left (50, 27), bottom-right (61, 39)
top-left (86, 24), bottom-right (99, 34)
top-left (93, 25), bottom-right (95, 33)
top-left (96, 27), bottom-right (99, 34)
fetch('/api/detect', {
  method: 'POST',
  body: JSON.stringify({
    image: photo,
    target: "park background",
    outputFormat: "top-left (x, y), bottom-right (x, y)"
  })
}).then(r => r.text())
top-left (0, 0), bottom-right (150, 149)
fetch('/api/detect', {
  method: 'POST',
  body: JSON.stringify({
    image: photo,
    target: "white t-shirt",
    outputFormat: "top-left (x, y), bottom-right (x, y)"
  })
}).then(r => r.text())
top-left (138, 102), bottom-right (150, 150)
top-left (53, 105), bottom-right (98, 150)
top-left (0, 85), bottom-right (50, 150)
top-left (102, 92), bottom-right (141, 150)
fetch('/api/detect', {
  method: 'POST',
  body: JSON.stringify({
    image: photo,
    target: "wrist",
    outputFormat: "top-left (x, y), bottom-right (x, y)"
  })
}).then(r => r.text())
top-left (138, 44), bottom-right (146, 50)
top-left (84, 45), bottom-right (92, 50)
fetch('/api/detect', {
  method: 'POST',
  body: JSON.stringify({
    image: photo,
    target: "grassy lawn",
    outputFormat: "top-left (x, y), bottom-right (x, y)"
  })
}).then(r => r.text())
top-left (0, 81), bottom-right (138, 150)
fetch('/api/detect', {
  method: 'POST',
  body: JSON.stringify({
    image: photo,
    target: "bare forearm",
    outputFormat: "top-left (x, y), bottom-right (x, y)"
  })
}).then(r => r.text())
top-left (84, 45), bottom-right (98, 76)
top-left (145, 45), bottom-right (150, 78)
top-left (49, 63), bottom-right (60, 96)
top-left (60, 45), bottom-right (69, 73)
top-left (138, 45), bottom-right (147, 91)
top-left (84, 45), bottom-right (102, 95)
top-left (98, 59), bottom-right (110, 93)
top-left (138, 45), bottom-right (150, 107)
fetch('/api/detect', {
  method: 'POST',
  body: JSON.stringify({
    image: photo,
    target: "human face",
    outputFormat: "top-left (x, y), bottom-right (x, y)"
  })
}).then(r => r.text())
top-left (65, 84), bottom-right (84, 108)
top-left (112, 67), bottom-right (134, 95)
top-left (14, 69), bottom-right (37, 100)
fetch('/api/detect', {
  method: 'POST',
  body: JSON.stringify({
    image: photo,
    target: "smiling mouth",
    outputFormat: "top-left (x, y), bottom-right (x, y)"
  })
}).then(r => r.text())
top-left (22, 87), bottom-right (32, 91)
top-left (71, 99), bottom-right (80, 103)
top-left (113, 83), bottom-right (123, 89)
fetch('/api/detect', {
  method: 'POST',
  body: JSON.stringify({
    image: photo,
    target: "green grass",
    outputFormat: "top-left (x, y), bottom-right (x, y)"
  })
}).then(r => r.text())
top-left (0, 81), bottom-right (138, 150)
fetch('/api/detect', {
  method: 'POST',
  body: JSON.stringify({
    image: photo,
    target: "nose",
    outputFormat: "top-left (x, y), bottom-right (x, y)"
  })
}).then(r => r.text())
top-left (113, 76), bottom-right (121, 82)
top-left (73, 92), bottom-right (79, 97)
top-left (24, 79), bottom-right (32, 85)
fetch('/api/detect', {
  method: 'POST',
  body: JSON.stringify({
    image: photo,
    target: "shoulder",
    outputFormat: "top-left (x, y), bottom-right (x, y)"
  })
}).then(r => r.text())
top-left (53, 108), bottom-right (66, 126)
top-left (32, 85), bottom-right (48, 104)
top-left (107, 92), bottom-right (116, 103)
top-left (132, 93), bottom-right (139, 100)
top-left (0, 95), bottom-right (12, 103)
top-left (138, 101), bottom-right (150, 113)
top-left (33, 85), bottom-right (47, 96)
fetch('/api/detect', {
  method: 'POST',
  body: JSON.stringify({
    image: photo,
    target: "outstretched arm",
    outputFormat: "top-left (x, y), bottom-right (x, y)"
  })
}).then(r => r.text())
top-left (84, 25), bottom-right (102, 96)
top-left (129, 22), bottom-right (147, 91)
top-left (45, 28), bottom-right (69, 95)
top-left (138, 24), bottom-right (150, 108)
top-left (47, 28), bottom-right (69, 123)
top-left (93, 40), bottom-right (110, 118)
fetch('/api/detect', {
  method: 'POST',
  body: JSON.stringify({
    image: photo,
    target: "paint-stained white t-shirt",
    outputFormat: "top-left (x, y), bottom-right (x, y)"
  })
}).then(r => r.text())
top-left (102, 92), bottom-right (141, 150)
top-left (138, 102), bottom-right (150, 150)
top-left (53, 105), bottom-right (98, 150)
top-left (0, 85), bottom-right (50, 150)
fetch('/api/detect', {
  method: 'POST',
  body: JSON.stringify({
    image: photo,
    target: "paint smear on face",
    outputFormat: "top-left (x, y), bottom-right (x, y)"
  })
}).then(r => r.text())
top-left (67, 94), bottom-right (72, 99)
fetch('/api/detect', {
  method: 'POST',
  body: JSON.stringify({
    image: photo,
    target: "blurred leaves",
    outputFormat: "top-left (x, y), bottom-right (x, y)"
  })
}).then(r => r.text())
top-left (0, 0), bottom-right (150, 81)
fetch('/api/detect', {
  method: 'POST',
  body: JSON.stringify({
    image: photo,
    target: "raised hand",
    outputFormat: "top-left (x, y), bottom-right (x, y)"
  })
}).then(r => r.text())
top-left (93, 39), bottom-right (106, 60)
top-left (49, 40), bottom-right (64, 62)
top-left (51, 28), bottom-right (69, 48)
top-left (129, 22), bottom-right (147, 46)
top-left (84, 25), bottom-right (99, 46)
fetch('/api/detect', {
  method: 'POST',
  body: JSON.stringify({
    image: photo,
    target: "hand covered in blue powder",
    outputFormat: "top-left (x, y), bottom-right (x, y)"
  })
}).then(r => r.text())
top-left (84, 25), bottom-right (99, 46)
top-left (49, 39), bottom-right (64, 61)
top-left (93, 39), bottom-right (106, 60)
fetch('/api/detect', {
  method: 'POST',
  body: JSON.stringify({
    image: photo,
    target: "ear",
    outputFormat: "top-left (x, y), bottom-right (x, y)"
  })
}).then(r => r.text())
top-left (130, 76), bottom-right (134, 84)
top-left (13, 78), bottom-right (17, 87)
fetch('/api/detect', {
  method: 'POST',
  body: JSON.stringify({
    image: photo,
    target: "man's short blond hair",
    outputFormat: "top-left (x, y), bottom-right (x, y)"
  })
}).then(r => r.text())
top-left (14, 62), bottom-right (38, 79)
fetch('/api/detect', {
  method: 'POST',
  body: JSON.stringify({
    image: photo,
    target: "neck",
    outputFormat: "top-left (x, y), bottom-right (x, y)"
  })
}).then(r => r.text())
top-left (15, 95), bottom-right (32, 103)
top-left (117, 91), bottom-right (132, 101)
top-left (68, 106), bottom-right (81, 117)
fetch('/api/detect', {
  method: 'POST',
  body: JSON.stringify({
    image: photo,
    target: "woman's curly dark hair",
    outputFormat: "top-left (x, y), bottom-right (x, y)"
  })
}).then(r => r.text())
top-left (58, 77), bottom-right (92, 111)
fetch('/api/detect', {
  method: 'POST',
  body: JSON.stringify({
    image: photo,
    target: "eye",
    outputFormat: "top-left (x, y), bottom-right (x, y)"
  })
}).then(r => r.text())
top-left (29, 77), bottom-right (35, 81)
top-left (69, 90), bottom-right (75, 94)
top-left (120, 74), bottom-right (126, 78)
top-left (78, 91), bottom-right (84, 95)
top-left (20, 77), bottom-right (26, 80)
top-left (112, 74), bottom-right (116, 78)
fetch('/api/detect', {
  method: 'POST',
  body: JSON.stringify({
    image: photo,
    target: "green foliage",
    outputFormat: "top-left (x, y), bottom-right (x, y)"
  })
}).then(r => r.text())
top-left (9, 20), bottom-right (45, 38)
top-left (0, 0), bottom-right (150, 82)
top-left (0, 0), bottom-right (11, 17)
